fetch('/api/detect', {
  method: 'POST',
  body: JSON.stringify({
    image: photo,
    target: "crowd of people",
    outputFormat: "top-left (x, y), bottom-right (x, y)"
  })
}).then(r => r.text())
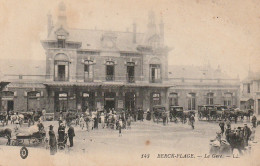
top-left (215, 115), bottom-right (258, 154)
top-left (0, 106), bottom-right (259, 156)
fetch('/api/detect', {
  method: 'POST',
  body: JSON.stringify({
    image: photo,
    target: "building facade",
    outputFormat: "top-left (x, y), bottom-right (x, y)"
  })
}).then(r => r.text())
top-left (240, 71), bottom-right (260, 115)
top-left (0, 3), bottom-right (171, 117)
top-left (167, 65), bottom-right (240, 111)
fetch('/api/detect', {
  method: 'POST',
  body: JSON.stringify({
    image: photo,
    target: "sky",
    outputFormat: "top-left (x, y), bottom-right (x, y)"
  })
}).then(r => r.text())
top-left (0, 0), bottom-right (260, 79)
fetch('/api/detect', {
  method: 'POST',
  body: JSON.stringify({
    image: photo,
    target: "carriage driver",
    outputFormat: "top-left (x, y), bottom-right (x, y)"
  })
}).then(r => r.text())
top-left (37, 120), bottom-right (44, 132)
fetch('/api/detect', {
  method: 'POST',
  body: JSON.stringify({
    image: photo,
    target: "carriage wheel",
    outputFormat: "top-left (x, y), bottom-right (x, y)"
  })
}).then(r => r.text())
top-left (20, 146), bottom-right (28, 159)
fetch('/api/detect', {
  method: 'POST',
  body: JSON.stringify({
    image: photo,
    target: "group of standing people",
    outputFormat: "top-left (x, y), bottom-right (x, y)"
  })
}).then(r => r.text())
top-left (48, 122), bottom-right (75, 155)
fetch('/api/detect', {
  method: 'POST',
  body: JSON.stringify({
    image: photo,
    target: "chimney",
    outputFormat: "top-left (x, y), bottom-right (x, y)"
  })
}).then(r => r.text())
top-left (57, 1), bottom-right (67, 27)
top-left (133, 22), bottom-right (136, 43)
top-left (47, 12), bottom-right (53, 37)
top-left (159, 15), bottom-right (164, 46)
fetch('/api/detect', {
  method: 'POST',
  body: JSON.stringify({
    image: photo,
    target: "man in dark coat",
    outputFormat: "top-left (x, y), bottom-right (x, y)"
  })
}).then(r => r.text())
top-left (252, 115), bottom-right (257, 128)
top-left (243, 124), bottom-right (252, 146)
top-left (68, 124), bottom-right (75, 147)
top-left (49, 125), bottom-right (57, 155)
top-left (219, 120), bottom-right (225, 135)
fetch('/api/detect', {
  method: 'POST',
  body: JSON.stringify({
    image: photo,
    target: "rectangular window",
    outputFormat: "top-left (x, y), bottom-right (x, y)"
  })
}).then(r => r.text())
top-left (188, 93), bottom-right (196, 110)
top-left (169, 93), bottom-right (178, 106)
top-left (54, 61), bottom-right (69, 81)
top-left (57, 35), bottom-right (65, 48)
top-left (84, 64), bottom-right (93, 82)
top-left (206, 93), bottom-right (214, 105)
top-left (106, 65), bottom-right (114, 81)
top-left (224, 93), bottom-right (232, 106)
top-left (127, 65), bottom-right (135, 83)
top-left (150, 64), bottom-right (161, 83)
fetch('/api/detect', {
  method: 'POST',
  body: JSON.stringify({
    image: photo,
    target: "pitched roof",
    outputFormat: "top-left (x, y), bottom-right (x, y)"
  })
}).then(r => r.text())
top-left (168, 65), bottom-right (231, 79)
top-left (46, 27), bottom-right (145, 52)
top-left (242, 71), bottom-right (260, 83)
top-left (0, 59), bottom-right (45, 76)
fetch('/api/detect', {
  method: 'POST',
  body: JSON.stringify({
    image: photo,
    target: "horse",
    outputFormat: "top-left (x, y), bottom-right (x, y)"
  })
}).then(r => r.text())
top-left (0, 128), bottom-right (12, 145)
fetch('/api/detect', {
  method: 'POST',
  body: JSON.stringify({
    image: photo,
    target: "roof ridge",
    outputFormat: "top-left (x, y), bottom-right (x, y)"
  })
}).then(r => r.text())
top-left (68, 28), bottom-right (144, 34)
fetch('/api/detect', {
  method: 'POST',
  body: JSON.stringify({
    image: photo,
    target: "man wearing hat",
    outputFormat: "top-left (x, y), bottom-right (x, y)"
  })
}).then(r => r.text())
top-left (252, 115), bottom-right (257, 128)
top-left (243, 123), bottom-right (252, 146)
top-left (68, 124), bottom-right (75, 147)
top-left (49, 125), bottom-right (57, 155)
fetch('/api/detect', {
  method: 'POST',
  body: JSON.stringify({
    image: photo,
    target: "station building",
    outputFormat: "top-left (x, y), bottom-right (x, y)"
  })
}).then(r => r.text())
top-left (167, 65), bottom-right (240, 111)
top-left (0, 3), bottom-right (171, 117)
top-left (240, 70), bottom-right (260, 115)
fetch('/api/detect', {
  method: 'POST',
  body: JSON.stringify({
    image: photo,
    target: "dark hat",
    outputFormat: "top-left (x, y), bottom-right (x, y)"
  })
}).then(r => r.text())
top-left (49, 125), bottom-right (54, 128)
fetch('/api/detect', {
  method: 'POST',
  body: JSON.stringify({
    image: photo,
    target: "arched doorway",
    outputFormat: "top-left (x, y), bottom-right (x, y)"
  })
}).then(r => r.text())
top-left (54, 53), bottom-right (69, 81)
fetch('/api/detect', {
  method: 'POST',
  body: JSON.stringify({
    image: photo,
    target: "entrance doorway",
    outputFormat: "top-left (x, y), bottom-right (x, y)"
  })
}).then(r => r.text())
top-left (54, 92), bottom-right (68, 112)
top-left (1, 91), bottom-right (14, 113)
top-left (82, 92), bottom-right (95, 112)
top-left (7, 100), bottom-right (14, 112)
top-left (104, 92), bottom-right (116, 112)
top-left (125, 92), bottom-right (136, 112)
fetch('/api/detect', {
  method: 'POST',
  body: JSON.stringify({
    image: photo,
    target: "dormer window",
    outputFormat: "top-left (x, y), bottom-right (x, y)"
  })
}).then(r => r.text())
top-left (57, 35), bottom-right (65, 48)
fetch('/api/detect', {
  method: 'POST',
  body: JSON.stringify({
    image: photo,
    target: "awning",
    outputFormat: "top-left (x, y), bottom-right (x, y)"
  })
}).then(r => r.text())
top-left (43, 81), bottom-right (173, 88)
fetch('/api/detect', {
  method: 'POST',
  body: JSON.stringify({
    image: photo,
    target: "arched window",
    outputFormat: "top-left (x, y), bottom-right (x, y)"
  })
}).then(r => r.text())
top-left (54, 54), bottom-right (69, 81)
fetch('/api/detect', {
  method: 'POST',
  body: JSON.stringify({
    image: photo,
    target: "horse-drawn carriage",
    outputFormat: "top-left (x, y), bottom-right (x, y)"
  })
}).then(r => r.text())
top-left (198, 105), bottom-right (218, 121)
top-left (169, 106), bottom-right (184, 122)
top-left (152, 105), bottom-right (167, 123)
top-left (10, 126), bottom-right (46, 146)
top-left (65, 109), bottom-right (79, 126)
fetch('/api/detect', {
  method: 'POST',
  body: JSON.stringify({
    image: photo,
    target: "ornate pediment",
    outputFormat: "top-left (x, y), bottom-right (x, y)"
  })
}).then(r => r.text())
top-left (55, 26), bottom-right (69, 38)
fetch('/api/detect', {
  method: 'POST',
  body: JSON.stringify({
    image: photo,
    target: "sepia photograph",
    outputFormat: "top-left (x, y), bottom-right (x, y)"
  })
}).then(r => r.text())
top-left (0, 0), bottom-right (260, 165)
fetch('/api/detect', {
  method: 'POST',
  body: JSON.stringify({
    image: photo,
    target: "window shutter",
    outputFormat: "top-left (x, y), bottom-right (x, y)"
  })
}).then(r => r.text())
top-left (24, 91), bottom-right (27, 97)
top-left (14, 91), bottom-right (17, 97)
